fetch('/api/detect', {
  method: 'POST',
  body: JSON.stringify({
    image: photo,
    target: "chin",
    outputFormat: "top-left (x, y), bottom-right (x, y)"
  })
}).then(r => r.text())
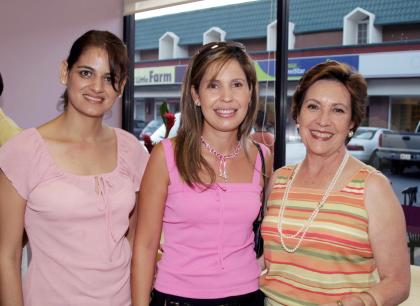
top-left (78, 108), bottom-right (109, 118)
top-left (218, 124), bottom-right (242, 132)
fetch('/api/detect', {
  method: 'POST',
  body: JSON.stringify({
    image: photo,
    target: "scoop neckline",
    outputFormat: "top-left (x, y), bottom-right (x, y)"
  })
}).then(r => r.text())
top-left (283, 163), bottom-right (365, 194)
top-left (30, 127), bottom-right (121, 178)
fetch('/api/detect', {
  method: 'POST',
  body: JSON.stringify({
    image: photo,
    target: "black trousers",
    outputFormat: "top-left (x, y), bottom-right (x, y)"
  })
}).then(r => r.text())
top-left (150, 289), bottom-right (265, 306)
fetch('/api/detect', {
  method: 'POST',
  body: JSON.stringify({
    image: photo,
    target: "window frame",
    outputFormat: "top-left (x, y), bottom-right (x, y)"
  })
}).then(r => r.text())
top-left (123, 0), bottom-right (289, 169)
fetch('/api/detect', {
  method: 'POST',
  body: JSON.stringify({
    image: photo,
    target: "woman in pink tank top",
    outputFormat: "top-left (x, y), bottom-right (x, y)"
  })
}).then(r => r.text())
top-left (132, 41), bottom-right (272, 306)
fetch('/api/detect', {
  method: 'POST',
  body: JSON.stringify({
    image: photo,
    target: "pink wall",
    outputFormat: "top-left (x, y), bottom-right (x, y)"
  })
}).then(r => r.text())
top-left (0, 0), bottom-right (124, 128)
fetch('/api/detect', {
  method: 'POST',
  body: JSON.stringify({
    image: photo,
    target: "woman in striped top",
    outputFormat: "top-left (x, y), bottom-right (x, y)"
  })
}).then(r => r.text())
top-left (260, 61), bottom-right (410, 306)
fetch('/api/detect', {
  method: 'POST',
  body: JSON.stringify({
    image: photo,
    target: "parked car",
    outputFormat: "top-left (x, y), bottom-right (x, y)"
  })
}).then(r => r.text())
top-left (285, 141), bottom-right (306, 165)
top-left (376, 121), bottom-right (420, 174)
top-left (139, 118), bottom-right (163, 139)
top-left (346, 127), bottom-right (392, 169)
top-left (150, 112), bottom-right (181, 143)
top-left (132, 120), bottom-right (146, 139)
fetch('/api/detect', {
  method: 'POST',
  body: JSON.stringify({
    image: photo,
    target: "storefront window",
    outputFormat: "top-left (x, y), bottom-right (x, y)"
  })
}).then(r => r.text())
top-left (126, 0), bottom-right (419, 209)
top-left (285, 0), bottom-right (420, 211)
top-left (130, 0), bottom-right (278, 143)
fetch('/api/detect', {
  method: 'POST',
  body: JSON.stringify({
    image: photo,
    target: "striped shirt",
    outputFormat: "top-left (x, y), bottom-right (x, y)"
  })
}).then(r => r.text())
top-left (260, 165), bottom-right (379, 306)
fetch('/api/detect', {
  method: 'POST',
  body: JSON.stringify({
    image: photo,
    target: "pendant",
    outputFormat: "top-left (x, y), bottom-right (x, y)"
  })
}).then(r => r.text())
top-left (218, 159), bottom-right (228, 182)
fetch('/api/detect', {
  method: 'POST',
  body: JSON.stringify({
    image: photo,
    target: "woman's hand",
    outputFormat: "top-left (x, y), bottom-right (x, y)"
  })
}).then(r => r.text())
top-left (319, 294), bottom-right (365, 306)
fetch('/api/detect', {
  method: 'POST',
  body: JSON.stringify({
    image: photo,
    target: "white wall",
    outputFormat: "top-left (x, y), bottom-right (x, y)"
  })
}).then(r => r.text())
top-left (0, 0), bottom-right (124, 129)
top-left (359, 51), bottom-right (420, 78)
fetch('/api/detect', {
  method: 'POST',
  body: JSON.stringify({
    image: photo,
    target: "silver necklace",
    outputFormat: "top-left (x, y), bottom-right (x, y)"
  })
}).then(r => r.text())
top-left (200, 136), bottom-right (241, 183)
top-left (278, 152), bottom-right (350, 253)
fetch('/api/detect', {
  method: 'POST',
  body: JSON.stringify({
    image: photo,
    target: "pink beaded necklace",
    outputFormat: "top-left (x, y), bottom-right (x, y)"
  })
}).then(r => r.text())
top-left (200, 136), bottom-right (241, 183)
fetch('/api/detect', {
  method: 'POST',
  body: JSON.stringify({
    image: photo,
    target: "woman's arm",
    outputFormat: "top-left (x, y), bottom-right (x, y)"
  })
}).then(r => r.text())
top-left (0, 171), bottom-right (26, 306)
top-left (321, 171), bottom-right (410, 306)
top-left (360, 171), bottom-right (410, 305)
top-left (126, 195), bottom-right (138, 249)
top-left (131, 143), bottom-right (168, 306)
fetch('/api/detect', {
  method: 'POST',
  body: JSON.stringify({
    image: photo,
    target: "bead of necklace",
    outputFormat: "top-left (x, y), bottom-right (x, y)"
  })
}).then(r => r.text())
top-left (200, 136), bottom-right (241, 183)
top-left (278, 151), bottom-right (350, 253)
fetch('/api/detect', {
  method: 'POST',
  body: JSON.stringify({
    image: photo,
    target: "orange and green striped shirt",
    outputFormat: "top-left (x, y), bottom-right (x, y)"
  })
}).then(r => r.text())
top-left (260, 165), bottom-right (379, 306)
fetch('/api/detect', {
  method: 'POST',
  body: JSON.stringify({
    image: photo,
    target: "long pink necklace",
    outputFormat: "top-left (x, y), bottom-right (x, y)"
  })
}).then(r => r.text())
top-left (200, 136), bottom-right (241, 183)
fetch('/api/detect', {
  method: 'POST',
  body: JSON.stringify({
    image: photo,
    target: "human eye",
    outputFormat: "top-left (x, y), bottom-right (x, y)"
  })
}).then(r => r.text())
top-left (79, 69), bottom-right (92, 78)
top-left (207, 81), bottom-right (219, 89)
top-left (306, 102), bottom-right (319, 110)
top-left (104, 74), bottom-right (113, 83)
top-left (333, 106), bottom-right (346, 113)
top-left (232, 81), bottom-right (244, 88)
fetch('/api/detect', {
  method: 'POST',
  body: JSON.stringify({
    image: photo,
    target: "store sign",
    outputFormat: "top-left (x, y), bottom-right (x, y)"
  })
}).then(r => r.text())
top-left (135, 66), bottom-right (175, 85)
top-left (136, 55), bottom-right (359, 85)
top-left (288, 55), bottom-right (359, 80)
top-left (255, 55), bottom-right (359, 81)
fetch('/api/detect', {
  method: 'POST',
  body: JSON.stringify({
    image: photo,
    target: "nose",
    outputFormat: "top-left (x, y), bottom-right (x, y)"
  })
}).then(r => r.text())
top-left (317, 108), bottom-right (331, 126)
top-left (221, 86), bottom-right (233, 102)
top-left (91, 75), bottom-right (105, 92)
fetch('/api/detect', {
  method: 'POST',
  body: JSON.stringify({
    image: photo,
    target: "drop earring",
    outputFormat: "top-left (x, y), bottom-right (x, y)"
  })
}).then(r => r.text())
top-left (348, 130), bottom-right (354, 138)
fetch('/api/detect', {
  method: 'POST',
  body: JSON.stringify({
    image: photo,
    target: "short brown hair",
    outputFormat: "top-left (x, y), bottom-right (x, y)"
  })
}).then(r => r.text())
top-left (175, 41), bottom-right (258, 187)
top-left (292, 61), bottom-right (367, 140)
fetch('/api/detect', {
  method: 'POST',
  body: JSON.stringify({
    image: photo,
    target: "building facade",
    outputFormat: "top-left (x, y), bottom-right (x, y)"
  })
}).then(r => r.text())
top-left (133, 0), bottom-right (420, 137)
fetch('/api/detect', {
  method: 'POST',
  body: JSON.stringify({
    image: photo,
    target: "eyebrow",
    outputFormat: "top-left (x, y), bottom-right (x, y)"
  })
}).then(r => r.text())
top-left (76, 65), bottom-right (94, 70)
top-left (304, 99), bottom-right (350, 108)
top-left (203, 77), bottom-right (247, 83)
top-left (76, 65), bottom-right (111, 75)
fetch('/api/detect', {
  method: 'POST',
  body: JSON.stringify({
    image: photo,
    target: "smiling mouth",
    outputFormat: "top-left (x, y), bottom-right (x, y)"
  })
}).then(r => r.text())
top-left (214, 108), bottom-right (237, 117)
top-left (83, 94), bottom-right (104, 104)
top-left (311, 130), bottom-right (333, 140)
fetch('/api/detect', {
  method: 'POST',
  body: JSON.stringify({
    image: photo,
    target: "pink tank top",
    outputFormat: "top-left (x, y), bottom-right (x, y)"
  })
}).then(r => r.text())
top-left (154, 139), bottom-right (265, 299)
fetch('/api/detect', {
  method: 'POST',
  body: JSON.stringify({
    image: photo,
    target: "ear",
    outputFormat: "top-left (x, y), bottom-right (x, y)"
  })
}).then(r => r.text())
top-left (191, 86), bottom-right (199, 102)
top-left (349, 120), bottom-right (355, 131)
top-left (118, 78), bottom-right (127, 97)
top-left (60, 60), bottom-right (69, 85)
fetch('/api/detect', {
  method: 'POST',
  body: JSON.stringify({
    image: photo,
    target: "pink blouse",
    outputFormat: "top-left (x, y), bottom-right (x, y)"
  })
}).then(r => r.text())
top-left (0, 128), bottom-right (149, 306)
top-left (154, 139), bottom-right (265, 299)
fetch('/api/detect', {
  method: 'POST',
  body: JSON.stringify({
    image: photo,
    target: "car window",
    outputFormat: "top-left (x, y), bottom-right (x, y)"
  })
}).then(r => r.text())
top-left (150, 113), bottom-right (181, 143)
top-left (353, 130), bottom-right (375, 140)
top-left (140, 119), bottom-right (163, 137)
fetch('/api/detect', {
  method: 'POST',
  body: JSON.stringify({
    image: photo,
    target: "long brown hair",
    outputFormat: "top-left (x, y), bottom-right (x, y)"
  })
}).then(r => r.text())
top-left (175, 41), bottom-right (258, 187)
